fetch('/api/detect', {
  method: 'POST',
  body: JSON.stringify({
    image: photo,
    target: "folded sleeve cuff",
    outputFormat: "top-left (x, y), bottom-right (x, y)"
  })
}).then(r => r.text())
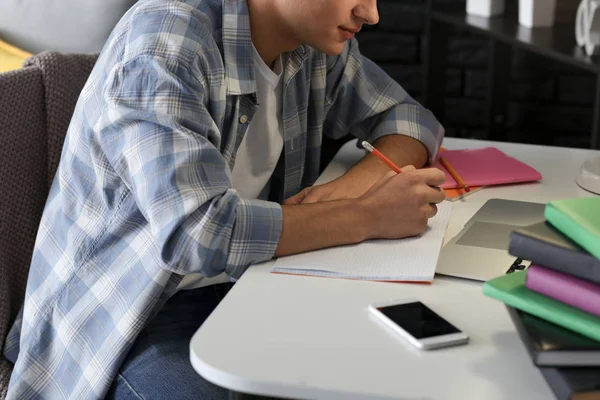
top-left (225, 198), bottom-right (283, 279)
top-left (365, 104), bottom-right (444, 165)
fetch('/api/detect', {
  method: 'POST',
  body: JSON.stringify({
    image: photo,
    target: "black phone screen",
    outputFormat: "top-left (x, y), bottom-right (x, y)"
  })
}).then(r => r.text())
top-left (378, 301), bottom-right (461, 339)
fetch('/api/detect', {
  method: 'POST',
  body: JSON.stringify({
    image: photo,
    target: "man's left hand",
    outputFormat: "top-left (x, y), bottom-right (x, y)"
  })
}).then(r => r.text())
top-left (283, 175), bottom-right (366, 205)
top-left (283, 166), bottom-right (416, 205)
top-left (284, 135), bottom-right (433, 205)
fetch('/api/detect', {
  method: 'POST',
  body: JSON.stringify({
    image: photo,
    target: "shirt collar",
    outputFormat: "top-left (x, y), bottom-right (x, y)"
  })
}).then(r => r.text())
top-left (222, 0), bottom-right (310, 96)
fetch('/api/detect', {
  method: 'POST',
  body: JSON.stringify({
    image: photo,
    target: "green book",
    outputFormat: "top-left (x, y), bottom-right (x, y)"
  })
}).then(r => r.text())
top-left (483, 272), bottom-right (600, 342)
top-left (545, 197), bottom-right (600, 260)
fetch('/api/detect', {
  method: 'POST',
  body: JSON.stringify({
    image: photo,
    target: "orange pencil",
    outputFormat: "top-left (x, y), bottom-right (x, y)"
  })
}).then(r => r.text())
top-left (361, 140), bottom-right (403, 174)
top-left (439, 156), bottom-right (470, 192)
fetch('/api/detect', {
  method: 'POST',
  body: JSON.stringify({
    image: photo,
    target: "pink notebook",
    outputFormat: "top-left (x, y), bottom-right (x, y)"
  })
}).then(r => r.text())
top-left (526, 265), bottom-right (600, 318)
top-left (433, 147), bottom-right (542, 189)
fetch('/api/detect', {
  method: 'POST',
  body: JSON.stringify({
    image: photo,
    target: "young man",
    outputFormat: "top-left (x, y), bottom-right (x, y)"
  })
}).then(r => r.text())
top-left (4, 0), bottom-right (446, 398)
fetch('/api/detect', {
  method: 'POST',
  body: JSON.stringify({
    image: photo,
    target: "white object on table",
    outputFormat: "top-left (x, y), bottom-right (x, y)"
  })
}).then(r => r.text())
top-left (577, 156), bottom-right (600, 194)
top-left (190, 138), bottom-right (600, 400)
top-left (467, 0), bottom-right (506, 17)
top-left (271, 201), bottom-right (453, 282)
top-left (576, 0), bottom-right (600, 55)
top-left (519, 0), bottom-right (557, 27)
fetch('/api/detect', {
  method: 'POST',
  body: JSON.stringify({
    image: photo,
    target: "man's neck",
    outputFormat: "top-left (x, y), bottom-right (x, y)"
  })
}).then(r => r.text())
top-left (247, 0), bottom-right (300, 69)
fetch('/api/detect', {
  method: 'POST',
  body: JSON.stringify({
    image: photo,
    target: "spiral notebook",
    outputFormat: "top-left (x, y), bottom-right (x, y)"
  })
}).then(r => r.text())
top-left (271, 201), bottom-right (453, 282)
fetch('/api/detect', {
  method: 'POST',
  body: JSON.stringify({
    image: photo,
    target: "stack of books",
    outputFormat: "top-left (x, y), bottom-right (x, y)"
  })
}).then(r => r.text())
top-left (483, 197), bottom-right (600, 400)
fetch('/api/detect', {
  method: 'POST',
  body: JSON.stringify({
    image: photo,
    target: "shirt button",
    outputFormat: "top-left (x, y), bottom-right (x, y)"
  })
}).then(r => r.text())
top-left (239, 115), bottom-right (248, 124)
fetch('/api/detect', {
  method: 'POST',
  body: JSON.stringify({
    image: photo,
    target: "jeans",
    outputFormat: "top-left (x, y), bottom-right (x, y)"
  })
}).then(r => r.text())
top-left (106, 283), bottom-right (234, 400)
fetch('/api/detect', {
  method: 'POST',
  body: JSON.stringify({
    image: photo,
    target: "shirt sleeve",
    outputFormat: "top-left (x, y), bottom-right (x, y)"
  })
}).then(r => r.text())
top-left (323, 38), bottom-right (444, 164)
top-left (97, 54), bottom-right (282, 279)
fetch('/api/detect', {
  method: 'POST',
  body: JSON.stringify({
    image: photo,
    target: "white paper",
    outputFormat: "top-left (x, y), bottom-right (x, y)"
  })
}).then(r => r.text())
top-left (272, 201), bottom-right (453, 282)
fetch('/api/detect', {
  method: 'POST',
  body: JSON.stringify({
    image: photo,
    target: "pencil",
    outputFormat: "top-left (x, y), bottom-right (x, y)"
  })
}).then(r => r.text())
top-left (439, 156), bottom-right (470, 192)
top-left (361, 140), bottom-right (403, 174)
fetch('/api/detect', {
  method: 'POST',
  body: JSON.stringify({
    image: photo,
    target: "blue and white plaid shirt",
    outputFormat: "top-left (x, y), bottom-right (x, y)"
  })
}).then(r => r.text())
top-left (4, 0), bottom-right (443, 398)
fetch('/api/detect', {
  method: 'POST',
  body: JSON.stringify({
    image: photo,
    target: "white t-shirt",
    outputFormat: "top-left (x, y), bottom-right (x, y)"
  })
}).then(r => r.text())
top-left (176, 46), bottom-right (284, 291)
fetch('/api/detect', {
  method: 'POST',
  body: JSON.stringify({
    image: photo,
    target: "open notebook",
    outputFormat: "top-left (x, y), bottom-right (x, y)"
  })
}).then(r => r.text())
top-left (444, 186), bottom-right (484, 201)
top-left (271, 201), bottom-right (453, 282)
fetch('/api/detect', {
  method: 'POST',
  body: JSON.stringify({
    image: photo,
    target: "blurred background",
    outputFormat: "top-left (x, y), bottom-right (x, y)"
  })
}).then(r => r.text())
top-left (0, 0), bottom-right (597, 158)
top-left (356, 0), bottom-right (596, 149)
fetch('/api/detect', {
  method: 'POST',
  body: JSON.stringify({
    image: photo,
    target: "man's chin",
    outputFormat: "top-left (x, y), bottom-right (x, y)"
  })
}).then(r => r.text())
top-left (317, 43), bottom-right (347, 56)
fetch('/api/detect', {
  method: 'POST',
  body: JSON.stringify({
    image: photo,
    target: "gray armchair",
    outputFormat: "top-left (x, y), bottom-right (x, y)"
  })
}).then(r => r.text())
top-left (0, 52), bottom-right (98, 398)
top-left (0, 0), bottom-right (137, 54)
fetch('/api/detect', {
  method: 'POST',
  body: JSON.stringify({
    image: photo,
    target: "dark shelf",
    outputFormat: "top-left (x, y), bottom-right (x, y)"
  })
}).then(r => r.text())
top-left (432, 11), bottom-right (600, 73)
top-left (424, 5), bottom-right (600, 149)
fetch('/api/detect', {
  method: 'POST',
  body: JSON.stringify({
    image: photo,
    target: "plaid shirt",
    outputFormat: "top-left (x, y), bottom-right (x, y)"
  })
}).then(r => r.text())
top-left (4, 0), bottom-right (443, 398)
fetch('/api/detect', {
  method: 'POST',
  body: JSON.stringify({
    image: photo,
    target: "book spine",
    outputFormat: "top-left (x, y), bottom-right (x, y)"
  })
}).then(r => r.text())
top-left (505, 307), bottom-right (540, 365)
top-left (540, 367), bottom-right (600, 400)
top-left (539, 368), bottom-right (575, 400)
top-left (526, 265), bottom-right (600, 318)
top-left (509, 232), bottom-right (600, 285)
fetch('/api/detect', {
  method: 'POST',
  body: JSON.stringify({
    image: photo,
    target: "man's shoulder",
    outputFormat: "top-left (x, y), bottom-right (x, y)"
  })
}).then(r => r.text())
top-left (113, 0), bottom-right (223, 66)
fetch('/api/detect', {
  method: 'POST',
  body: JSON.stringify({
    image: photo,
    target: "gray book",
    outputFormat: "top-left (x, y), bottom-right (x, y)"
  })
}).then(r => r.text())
top-left (509, 221), bottom-right (600, 285)
top-left (507, 306), bottom-right (600, 367)
top-left (540, 367), bottom-right (600, 400)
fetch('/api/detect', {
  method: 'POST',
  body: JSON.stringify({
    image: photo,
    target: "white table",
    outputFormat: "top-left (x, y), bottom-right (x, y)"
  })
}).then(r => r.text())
top-left (190, 138), bottom-right (600, 400)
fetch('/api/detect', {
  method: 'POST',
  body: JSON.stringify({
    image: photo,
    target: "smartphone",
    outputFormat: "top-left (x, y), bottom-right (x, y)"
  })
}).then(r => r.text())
top-left (369, 300), bottom-right (469, 350)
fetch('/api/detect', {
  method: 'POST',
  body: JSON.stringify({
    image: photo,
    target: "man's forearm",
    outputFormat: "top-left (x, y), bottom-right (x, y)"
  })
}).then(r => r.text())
top-left (330, 135), bottom-right (429, 198)
top-left (274, 200), bottom-right (367, 257)
top-left (371, 134), bottom-right (429, 168)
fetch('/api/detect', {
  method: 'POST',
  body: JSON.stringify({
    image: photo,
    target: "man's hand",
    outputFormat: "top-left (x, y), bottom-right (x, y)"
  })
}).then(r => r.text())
top-left (284, 135), bottom-right (434, 205)
top-left (276, 126), bottom-right (444, 256)
top-left (358, 167), bottom-right (447, 239)
top-left (283, 168), bottom-right (416, 205)
top-left (283, 165), bottom-right (434, 205)
top-left (282, 181), bottom-right (339, 205)
top-left (274, 166), bottom-right (446, 257)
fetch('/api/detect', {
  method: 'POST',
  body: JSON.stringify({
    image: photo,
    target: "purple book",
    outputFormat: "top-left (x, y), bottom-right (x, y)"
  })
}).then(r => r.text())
top-left (526, 265), bottom-right (600, 318)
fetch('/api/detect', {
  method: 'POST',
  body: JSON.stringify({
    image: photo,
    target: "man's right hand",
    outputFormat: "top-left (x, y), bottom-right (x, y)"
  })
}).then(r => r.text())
top-left (356, 166), bottom-right (447, 240)
top-left (273, 166), bottom-right (446, 258)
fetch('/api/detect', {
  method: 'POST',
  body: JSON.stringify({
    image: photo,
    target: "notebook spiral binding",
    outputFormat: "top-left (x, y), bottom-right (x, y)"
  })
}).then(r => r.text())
top-left (506, 258), bottom-right (527, 274)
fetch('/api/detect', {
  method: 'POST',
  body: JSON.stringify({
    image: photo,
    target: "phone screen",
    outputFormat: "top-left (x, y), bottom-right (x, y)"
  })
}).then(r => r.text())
top-left (377, 301), bottom-right (461, 339)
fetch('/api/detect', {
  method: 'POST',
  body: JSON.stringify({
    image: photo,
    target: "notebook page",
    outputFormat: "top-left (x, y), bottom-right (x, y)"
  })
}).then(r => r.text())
top-left (444, 185), bottom-right (484, 201)
top-left (272, 201), bottom-right (453, 281)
